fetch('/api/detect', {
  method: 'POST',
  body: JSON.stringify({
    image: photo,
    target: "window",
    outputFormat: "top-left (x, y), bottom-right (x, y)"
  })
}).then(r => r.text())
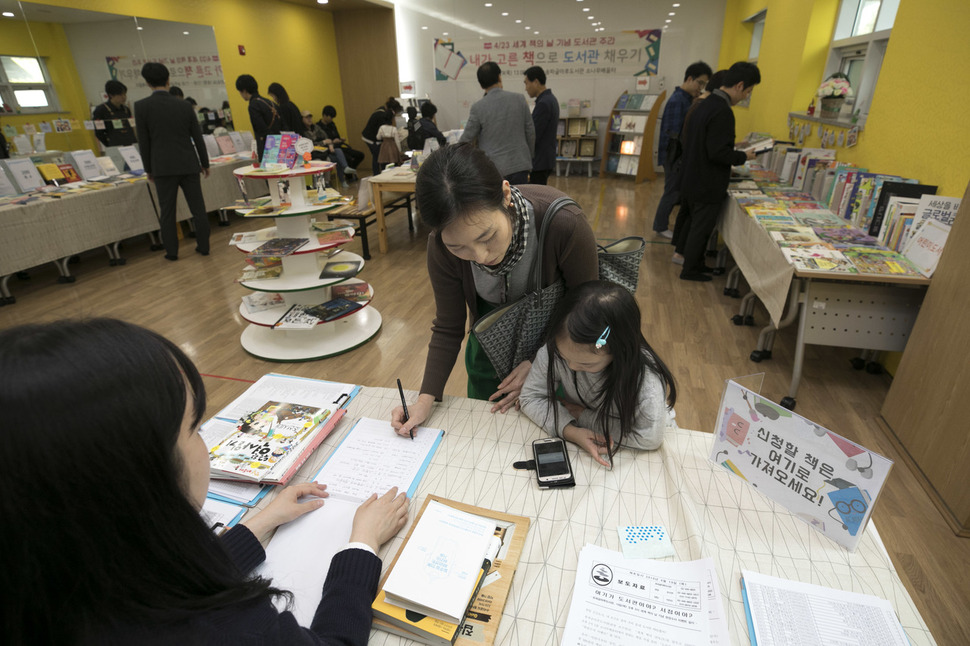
top-left (745, 10), bottom-right (767, 62)
top-left (822, 0), bottom-right (898, 121)
top-left (0, 55), bottom-right (60, 113)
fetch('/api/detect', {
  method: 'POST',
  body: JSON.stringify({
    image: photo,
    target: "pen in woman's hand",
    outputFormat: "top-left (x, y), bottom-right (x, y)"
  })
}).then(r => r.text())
top-left (397, 378), bottom-right (412, 440)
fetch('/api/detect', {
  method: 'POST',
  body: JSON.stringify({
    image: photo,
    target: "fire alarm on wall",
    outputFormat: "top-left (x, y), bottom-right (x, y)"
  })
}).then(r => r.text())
top-left (238, 45), bottom-right (246, 55)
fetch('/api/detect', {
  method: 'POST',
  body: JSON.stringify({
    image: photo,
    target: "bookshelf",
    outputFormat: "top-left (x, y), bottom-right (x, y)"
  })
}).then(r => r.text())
top-left (232, 162), bottom-right (381, 361)
top-left (599, 90), bottom-right (666, 184)
top-left (556, 117), bottom-right (599, 160)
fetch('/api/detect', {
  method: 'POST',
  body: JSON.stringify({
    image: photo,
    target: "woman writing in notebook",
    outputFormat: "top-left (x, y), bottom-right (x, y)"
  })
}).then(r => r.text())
top-left (391, 143), bottom-right (598, 438)
top-left (519, 280), bottom-right (678, 466)
top-left (1, 318), bottom-right (408, 645)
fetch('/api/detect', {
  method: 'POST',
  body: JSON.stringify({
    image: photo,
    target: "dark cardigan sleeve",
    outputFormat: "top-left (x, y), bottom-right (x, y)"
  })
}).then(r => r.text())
top-left (420, 234), bottom-right (470, 399)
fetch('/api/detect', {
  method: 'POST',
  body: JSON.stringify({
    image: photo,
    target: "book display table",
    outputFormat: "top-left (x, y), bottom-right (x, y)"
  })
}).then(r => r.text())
top-left (236, 386), bottom-right (936, 645)
top-left (718, 196), bottom-right (929, 409)
top-left (233, 162), bottom-right (381, 361)
top-left (364, 167), bottom-right (417, 255)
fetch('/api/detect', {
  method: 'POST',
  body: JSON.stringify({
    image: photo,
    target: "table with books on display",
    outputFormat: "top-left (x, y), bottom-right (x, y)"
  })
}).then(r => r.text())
top-left (232, 159), bottom-right (381, 361)
top-left (715, 145), bottom-right (951, 410)
top-left (205, 378), bottom-right (936, 645)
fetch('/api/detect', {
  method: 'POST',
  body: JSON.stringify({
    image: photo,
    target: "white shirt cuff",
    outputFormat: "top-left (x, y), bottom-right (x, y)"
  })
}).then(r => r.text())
top-left (340, 541), bottom-right (376, 556)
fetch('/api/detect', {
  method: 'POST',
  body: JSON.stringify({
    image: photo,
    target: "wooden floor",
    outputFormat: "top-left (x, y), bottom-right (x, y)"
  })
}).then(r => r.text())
top-left (2, 172), bottom-right (967, 644)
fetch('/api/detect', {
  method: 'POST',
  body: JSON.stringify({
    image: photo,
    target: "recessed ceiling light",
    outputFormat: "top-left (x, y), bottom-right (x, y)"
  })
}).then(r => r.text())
top-left (136, 26), bottom-right (144, 30)
top-left (317, 0), bottom-right (328, 4)
top-left (534, 31), bottom-right (539, 34)
top-left (665, 19), bottom-right (671, 23)
top-left (2, 11), bottom-right (15, 17)
top-left (182, 31), bottom-right (189, 35)
top-left (502, 12), bottom-right (508, 16)
top-left (515, 19), bottom-right (521, 23)
top-left (421, 25), bottom-right (428, 29)
top-left (669, 12), bottom-right (676, 15)
top-left (587, 16), bottom-right (594, 20)
top-left (583, 7), bottom-right (590, 11)
top-left (484, 2), bottom-right (492, 5)
top-left (443, 31), bottom-right (449, 35)
top-left (673, 3), bottom-right (680, 6)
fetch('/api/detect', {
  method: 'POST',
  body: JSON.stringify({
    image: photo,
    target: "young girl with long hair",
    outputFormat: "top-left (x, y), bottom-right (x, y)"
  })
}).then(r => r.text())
top-left (519, 280), bottom-right (677, 466)
top-left (0, 318), bottom-right (407, 645)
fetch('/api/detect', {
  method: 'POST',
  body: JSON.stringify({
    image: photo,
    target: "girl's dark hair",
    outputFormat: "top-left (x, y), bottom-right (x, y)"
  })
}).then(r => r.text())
top-left (415, 143), bottom-right (505, 230)
top-left (268, 82), bottom-right (290, 104)
top-left (420, 101), bottom-right (438, 119)
top-left (544, 281), bottom-right (676, 458)
top-left (0, 318), bottom-right (281, 643)
top-left (384, 97), bottom-right (403, 113)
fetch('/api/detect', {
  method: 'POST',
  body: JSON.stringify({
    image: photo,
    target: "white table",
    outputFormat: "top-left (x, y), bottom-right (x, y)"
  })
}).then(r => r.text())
top-left (245, 386), bottom-right (935, 645)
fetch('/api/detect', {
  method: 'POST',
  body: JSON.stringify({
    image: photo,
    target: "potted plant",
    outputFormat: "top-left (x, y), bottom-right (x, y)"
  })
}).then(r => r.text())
top-left (817, 73), bottom-right (853, 118)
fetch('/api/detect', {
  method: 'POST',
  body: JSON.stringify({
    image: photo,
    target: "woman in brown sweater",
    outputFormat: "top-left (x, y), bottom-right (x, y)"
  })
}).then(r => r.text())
top-left (392, 144), bottom-right (598, 437)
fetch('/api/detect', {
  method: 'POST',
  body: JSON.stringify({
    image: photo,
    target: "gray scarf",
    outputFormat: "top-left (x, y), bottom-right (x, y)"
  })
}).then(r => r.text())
top-left (473, 186), bottom-right (531, 276)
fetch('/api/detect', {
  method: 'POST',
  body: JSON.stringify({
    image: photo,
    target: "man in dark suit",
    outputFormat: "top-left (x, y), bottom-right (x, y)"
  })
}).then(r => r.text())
top-left (135, 62), bottom-right (210, 261)
top-left (524, 66), bottom-right (559, 185)
top-left (678, 62), bottom-right (760, 281)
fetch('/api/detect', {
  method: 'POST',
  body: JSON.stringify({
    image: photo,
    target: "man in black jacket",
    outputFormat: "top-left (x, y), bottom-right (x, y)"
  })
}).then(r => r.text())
top-left (92, 80), bottom-right (137, 149)
top-left (235, 74), bottom-right (281, 162)
top-left (134, 62), bottom-right (210, 261)
top-left (524, 66), bottom-right (559, 185)
top-left (678, 62), bottom-right (760, 281)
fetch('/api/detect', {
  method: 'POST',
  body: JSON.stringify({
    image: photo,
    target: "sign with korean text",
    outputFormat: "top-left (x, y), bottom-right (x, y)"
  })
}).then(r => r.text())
top-left (434, 29), bottom-right (661, 81)
top-left (105, 53), bottom-right (224, 91)
top-left (709, 381), bottom-right (892, 551)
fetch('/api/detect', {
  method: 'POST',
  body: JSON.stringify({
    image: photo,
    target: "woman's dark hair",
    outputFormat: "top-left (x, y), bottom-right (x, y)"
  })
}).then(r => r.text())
top-left (268, 82), bottom-right (290, 104)
top-left (415, 143), bottom-right (505, 231)
top-left (322, 105), bottom-right (337, 118)
top-left (420, 101), bottom-right (438, 119)
top-left (384, 97), bottom-right (403, 113)
top-left (543, 281), bottom-right (676, 459)
top-left (708, 69), bottom-right (727, 91)
top-left (169, 85), bottom-right (184, 98)
top-left (235, 74), bottom-right (258, 95)
top-left (0, 318), bottom-right (282, 643)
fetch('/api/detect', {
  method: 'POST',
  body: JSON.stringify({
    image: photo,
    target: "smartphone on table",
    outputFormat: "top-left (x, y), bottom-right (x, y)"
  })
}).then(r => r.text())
top-left (532, 437), bottom-right (574, 486)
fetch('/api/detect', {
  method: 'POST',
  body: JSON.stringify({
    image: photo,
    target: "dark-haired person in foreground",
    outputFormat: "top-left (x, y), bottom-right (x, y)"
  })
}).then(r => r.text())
top-left (651, 61), bottom-right (712, 239)
top-left (92, 79), bottom-right (137, 148)
top-left (523, 65), bottom-right (559, 185)
top-left (678, 61), bottom-right (760, 281)
top-left (235, 73), bottom-right (281, 162)
top-left (134, 62), bottom-right (210, 260)
top-left (0, 318), bottom-right (408, 645)
top-left (459, 62), bottom-right (535, 185)
top-left (390, 144), bottom-right (598, 438)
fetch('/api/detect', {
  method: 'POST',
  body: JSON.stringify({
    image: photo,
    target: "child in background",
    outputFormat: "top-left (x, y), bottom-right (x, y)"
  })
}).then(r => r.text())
top-left (519, 280), bottom-right (677, 466)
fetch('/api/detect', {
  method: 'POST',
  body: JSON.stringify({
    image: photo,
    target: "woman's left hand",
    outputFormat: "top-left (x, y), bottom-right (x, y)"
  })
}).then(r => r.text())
top-left (240, 482), bottom-right (329, 541)
top-left (488, 360), bottom-right (532, 413)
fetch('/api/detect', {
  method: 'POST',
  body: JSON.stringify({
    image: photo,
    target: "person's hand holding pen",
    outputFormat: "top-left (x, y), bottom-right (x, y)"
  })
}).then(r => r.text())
top-left (391, 391), bottom-right (434, 438)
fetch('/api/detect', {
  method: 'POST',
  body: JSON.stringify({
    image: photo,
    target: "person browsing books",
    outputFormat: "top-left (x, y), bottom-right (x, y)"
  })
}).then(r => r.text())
top-left (0, 318), bottom-right (409, 645)
top-left (235, 74), bottom-right (281, 162)
top-left (361, 97), bottom-right (403, 176)
top-left (92, 79), bottom-right (137, 148)
top-left (519, 281), bottom-right (678, 466)
top-left (390, 144), bottom-right (598, 438)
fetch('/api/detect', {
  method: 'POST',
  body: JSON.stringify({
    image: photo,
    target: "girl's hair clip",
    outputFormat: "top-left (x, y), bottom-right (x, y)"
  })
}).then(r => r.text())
top-left (595, 326), bottom-right (611, 349)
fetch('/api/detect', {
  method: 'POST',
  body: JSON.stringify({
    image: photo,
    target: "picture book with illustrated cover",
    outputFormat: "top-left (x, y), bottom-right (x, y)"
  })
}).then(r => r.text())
top-left (305, 297), bottom-right (363, 322)
top-left (251, 238), bottom-right (308, 257)
top-left (243, 204), bottom-right (290, 217)
top-left (843, 248), bottom-right (921, 276)
top-left (277, 179), bottom-right (292, 207)
top-left (311, 218), bottom-right (356, 233)
top-left (35, 163), bottom-right (65, 184)
top-left (272, 304), bottom-right (323, 329)
top-left (57, 164), bottom-right (81, 183)
top-left (812, 227), bottom-right (882, 248)
top-left (781, 247), bottom-right (858, 274)
top-left (242, 292), bottom-right (285, 313)
top-left (316, 229), bottom-right (354, 246)
top-left (216, 134), bottom-right (237, 154)
top-left (331, 282), bottom-right (371, 303)
top-left (209, 400), bottom-right (332, 482)
top-left (261, 134), bottom-right (282, 169)
top-left (867, 181), bottom-right (935, 237)
top-left (791, 210), bottom-right (846, 228)
top-left (230, 228), bottom-right (277, 246)
top-left (319, 259), bottom-right (362, 279)
top-left (769, 227), bottom-right (820, 245)
top-left (244, 254), bottom-right (283, 269)
top-left (237, 265), bottom-right (283, 282)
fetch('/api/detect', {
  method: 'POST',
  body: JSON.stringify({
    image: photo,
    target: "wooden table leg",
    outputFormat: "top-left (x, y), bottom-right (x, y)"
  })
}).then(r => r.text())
top-left (372, 183), bottom-right (388, 254)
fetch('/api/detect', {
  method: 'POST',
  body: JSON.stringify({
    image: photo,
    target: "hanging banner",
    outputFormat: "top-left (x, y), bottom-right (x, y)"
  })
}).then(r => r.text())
top-left (434, 29), bottom-right (661, 82)
top-left (105, 53), bottom-right (225, 91)
top-left (709, 381), bottom-right (893, 551)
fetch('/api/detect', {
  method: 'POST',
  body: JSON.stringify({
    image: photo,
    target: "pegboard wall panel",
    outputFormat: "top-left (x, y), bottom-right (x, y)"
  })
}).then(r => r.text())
top-left (802, 281), bottom-right (925, 351)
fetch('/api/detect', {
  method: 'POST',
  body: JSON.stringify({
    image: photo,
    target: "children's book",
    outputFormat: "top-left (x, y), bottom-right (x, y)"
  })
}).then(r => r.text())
top-left (96, 156), bottom-right (121, 177)
top-left (311, 218), bottom-right (356, 233)
top-left (216, 134), bottom-right (237, 154)
top-left (782, 246), bottom-right (858, 274)
top-left (903, 193), bottom-right (961, 256)
top-left (203, 134), bottom-right (220, 158)
top-left (319, 259), bottom-right (362, 279)
top-left (903, 218), bottom-right (949, 278)
top-left (230, 228), bottom-right (277, 246)
top-left (36, 163), bottom-right (65, 185)
top-left (237, 264), bottom-right (283, 282)
top-left (812, 226), bottom-right (882, 248)
top-left (256, 417), bottom-right (444, 627)
top-left (769, 227), bottom-right (820, 246)
top-left (278, 132), bottom-right (299, 168)
top-left (56, 164), bottom-right (82, 183)
top-left (306, 297), bottom-right (363, 322)
top-left (251, 237), bottom-right (308, 257)
top-left (868, 181), bottom-right (935, 237)
top-left (331, 282), bottom-right (371, 303)
top-left (261, 134), bottom-right (283, 169)
top-left (242, 204), bottom-right (289, 217)
top-left (272, 304), bottom-right (324, 329)
top-left (843, 248), bottom-right (922, 276)
top-left (316, 229), bottom-right (354, 246)
top-left (241, 292), bottom-right (285, 313)
top-left (741, 570), bottom-right (909, 646)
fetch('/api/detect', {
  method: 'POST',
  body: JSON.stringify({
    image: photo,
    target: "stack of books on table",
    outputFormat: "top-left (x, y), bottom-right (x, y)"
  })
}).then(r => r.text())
top-left (372, 496), bottom-right (529, 645)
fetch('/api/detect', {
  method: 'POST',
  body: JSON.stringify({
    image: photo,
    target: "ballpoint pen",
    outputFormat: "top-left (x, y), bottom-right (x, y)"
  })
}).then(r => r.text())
top-left (397, 378), bottom-right (412, 440)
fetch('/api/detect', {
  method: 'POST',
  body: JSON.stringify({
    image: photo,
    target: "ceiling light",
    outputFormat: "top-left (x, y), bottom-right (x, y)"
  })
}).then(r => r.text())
top-left (421, 25), bottom-right (428, 29)
top-left (587, 16), bottom-right (594, 20)
top-left (669, 12), bottom-right (676, 15)
top-left (443, 31), bottom-right (449, 35)
top-left (136, 26), bottom-right (144, 30)
top-left (583, 7), bottom-right (590, 11)
top-left (182, 31), bottom-right (189, 35)
top-left (534, 31), bottom-right (539, 34)
top-left (2, 11), bottom-right (15, 17)
top-left (484, 2), bottom-right (492, 5)
top-left (515, 19), bottom-right (521, 23)
top-left (665, 19), bottom-right (671, 23)
top-left (502, 12), bottom-right (508, 16)
top-left (673, 3), bottom-right (681, 6)
top-left (525, 26), bottom-right (531, 29)
top-left (317, 0), bottom-right (328, 4)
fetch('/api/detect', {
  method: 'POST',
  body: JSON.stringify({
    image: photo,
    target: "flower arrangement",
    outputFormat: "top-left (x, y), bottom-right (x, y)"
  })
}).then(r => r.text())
top-left (817, 75), bottom-right (853, 98)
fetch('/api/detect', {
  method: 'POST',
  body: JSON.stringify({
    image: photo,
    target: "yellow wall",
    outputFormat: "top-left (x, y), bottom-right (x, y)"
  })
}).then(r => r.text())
top-left (4, 0), bottom-right (348, 147)
top-left (0, 19), bottom-right (99, 151)
top-left (719, 0), bottom-right (970, 198)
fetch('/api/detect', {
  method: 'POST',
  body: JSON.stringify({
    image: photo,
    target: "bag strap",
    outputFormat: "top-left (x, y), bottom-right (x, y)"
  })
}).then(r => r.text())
top-left (528, 196), bottom-right (579, 292)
